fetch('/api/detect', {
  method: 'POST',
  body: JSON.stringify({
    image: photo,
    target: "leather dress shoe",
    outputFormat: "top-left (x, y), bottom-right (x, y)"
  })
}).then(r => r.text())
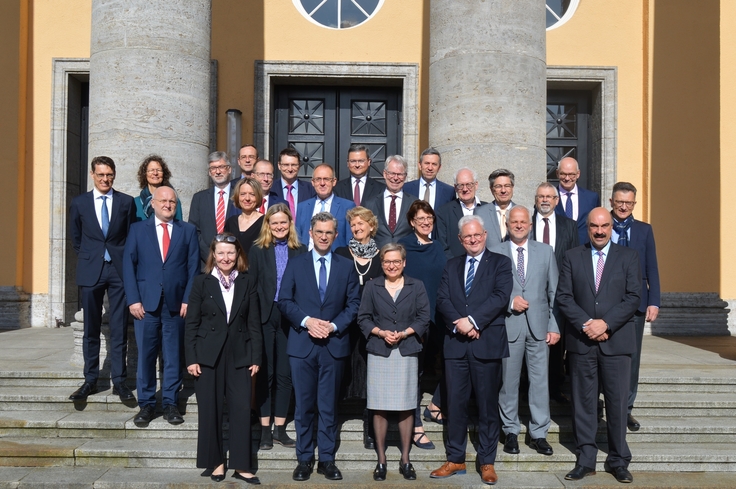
top-left (69, 382), bottom-right (97, 401)
top-left (112, 383), bottom-right (135, 402)
top-left (200, 468), bottom-right (213, 477)
top-left (292, 461), bottom-right (313, 481)
top-left (399, 462), bottom-right (416, 480)
top-left (373, 463), bottom-right (387, 481)
top-left (605, 464), bottom-right (634, 483)
top-left (232, 472), bottom-right (261, 484)
top-left (163, 405), bottom-right (184, 425)
top-left (529, 437), bottom-right (553, 455)
top-left (565, 464), bottom-right (596, 481)
top-left (430, 461), bottom-right (466, 478)
top-left (503, 433), bottom-right (520, 454)
top-left (480, 464), bottom-right (498, 485)
top-left (133, 405), bottom-right (155, 427)
top-left (317, 461), bottom-right (342, 480)
top-left (627, 414), bottom-right (641, 431)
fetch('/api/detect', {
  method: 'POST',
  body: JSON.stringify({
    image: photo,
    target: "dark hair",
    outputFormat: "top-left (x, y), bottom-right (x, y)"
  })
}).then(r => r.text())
top-left (278, 147), bottom-right (301, 164)
top-left (90, 156), bottom-right (115, 173)
top-left (240, 144), bottom-right (259, 158)
top-left (204, 232), bottom-right (248, 273)
top-left (348, 143), bottom-right (370, 157)
top-left (419, 147), bottom-right (442, 165)
top-left (136, 155), bottom-right (173, 189)
top-left (612, 181), bottom-right (637, 197)
top-left (406, 199), bottom-right (435, 225)
top-left (488, 168), bottom-right (515, 187)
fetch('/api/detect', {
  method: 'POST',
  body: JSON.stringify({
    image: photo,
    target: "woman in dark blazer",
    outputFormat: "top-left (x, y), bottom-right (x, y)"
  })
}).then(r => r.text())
top-left (248, 203), bottom-right (307, 450)
top-left (185, 233), bottom-right (262, 484)
top-left (358, 243), bottom-right (430, 481)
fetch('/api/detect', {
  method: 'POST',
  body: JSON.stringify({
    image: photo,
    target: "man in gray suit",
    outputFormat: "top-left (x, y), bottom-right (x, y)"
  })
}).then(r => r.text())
top-left (490, 206), bottom-right (559, 456)
top-left (474, 168), bottom-right (516, 247)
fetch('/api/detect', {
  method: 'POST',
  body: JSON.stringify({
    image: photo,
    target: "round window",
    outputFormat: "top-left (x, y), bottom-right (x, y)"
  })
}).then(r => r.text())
top-left (293, 0), bottom-right (385, 30)
top-left (546, 0), bottom-right (580, 31)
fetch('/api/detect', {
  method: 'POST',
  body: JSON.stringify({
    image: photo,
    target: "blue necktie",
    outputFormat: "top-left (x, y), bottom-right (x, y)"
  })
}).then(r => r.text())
top-left (320, 200), bottom-right (326, 213)
top-left (318, 257), bottom-right (327, 302)
top-left (564, 192), bottom-right (574, 219)
top-left (465, 257), bottom-right (476, 297)
top-left (101, 196), bottom-right (111, 262)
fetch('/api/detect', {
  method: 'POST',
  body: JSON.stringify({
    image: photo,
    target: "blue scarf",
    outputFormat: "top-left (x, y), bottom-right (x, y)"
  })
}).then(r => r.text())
top-left (612, 215), bottom-right (633, 247)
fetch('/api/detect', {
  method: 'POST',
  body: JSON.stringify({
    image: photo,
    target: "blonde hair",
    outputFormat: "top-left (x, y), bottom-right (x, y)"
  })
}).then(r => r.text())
top-left (254, 203), bottom-right (301, 249)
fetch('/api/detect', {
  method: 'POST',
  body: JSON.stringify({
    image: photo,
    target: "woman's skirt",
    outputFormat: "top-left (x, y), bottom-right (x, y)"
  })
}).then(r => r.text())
top-left (366, 348), bottom-right (418, 411)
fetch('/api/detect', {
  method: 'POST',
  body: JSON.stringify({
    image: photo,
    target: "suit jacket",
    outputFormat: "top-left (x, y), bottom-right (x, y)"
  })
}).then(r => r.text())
top-left (404, 178), bottom-right (456, 210)
top-left (247, 242), bottom-right (308, 323)
top-left (436, 250), bottom-right (513, 360)
top-left (555, 186), bottom-right (600, 245)
top-left (184, 272), bottom-right (262, 369)
top-left (276, 178), bottom-right (316, 204)
top-left (70, 189), bottom-right (136, 286)
top-left (122, 218), bottom-right (200, 312)
top-left (364, 191), bottom-right (419, 248)
top-left (189, 181), bottom-right (241, 263)
top-left (295, 195), bottom-right (355, 250)
top-left (620, 219), bottom-right (660, 313)
top-left (489, 240), bottom-right (559, 342)
top-left (436, 199), bottom-right (487, 258)
top-left (264, 190), bottom-right (288, 210)
top-left (474, 201), bottom-right (516, 248)
top-left (531, 211), bottom-right (580, 270)
top-left (278, 252), bottom-right (361, 359)
top-left (556, 242), bottom-right (641, 356)
top-left (334, 176), bottom-right (385, 206)
top-left (357, 275), bottom-right (430, 357)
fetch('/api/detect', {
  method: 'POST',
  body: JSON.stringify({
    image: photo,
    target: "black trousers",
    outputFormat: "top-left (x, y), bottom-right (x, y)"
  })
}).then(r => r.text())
top-left (256, 305), bottom-right (292, 419)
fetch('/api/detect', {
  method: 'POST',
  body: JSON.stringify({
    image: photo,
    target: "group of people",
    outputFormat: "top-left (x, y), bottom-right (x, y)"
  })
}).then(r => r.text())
top-left (68, 143), bottom-right (659, 485)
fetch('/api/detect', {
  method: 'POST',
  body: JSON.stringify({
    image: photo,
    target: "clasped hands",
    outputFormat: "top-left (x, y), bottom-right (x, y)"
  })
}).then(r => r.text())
top-left (187, 363), bottom-right (259, 377)
top-left (453, 317), bottom-right (480, 340)
top-left (375, 329), bottom-right (406, 346)
top-left (583, 319), bottom-right (609, 342)
top-left (305, 317), bottom-right (334, 339)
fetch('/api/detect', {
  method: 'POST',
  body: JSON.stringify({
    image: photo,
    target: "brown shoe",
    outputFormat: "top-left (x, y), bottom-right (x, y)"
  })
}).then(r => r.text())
top-left (480, 464), bottom-right (498, 485)
top-left (430, 461), bottom-right (466, 478)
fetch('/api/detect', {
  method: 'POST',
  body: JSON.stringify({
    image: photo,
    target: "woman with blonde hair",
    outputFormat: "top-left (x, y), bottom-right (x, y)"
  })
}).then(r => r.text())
top-left (224, 177), bottom-right (265, 256)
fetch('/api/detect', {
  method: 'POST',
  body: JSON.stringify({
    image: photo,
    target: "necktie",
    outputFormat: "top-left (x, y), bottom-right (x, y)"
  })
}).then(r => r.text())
top-left (259, 198), bottom-right (266, 214)
top-left (498, 208), bottom-right (507, 240)
top-left (517, 247), bottom-right (525, 286)
top-left (565, 192), bottom-right (574, 219)
top-left (388, 195), bottom-right (397, 233)
top-left (320, 200), bottom-right (326, 213)
top-left (318, 257), bottom-right (327, 302)
top-left (595, 250), bottom-right (605, 292)
top-left (465, 257), bottom-right (476, 297)
top-left (216, 190), bottom-right (225, 233)
top-left (542, 217), bottom-right (550, 245)
top-left (353, 178), bottom-right (361, 206)
top-left (100, 196), bottom-right (111, 261)
top-left (287, 185), bottom-right (296, 218)
top-left (161, 222), bottom-right (170, 261)
top-left (423, 183), bottom-right (431, 203)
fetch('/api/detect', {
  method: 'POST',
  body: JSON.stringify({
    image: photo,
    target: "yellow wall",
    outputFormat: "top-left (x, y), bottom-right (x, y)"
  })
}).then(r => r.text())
top-left (721, 0), bottom-right (736, 299)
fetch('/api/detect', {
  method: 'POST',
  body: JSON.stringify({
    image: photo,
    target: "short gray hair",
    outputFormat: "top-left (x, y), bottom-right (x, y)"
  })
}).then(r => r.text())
top-left (208, 151), bottom-right (229, 165)
top-left (506, 205), bottom-right (531, 222)
top-left (458, 214), bottom-right (484, 233)
top-left (384, 155), bottom-right (408, 173)
top-left (379, 242), bottom-right (407, 261)
top-left (536, 181), bottom-right (558, 197)
top-left (419, 147), bottom-right (441, 165)
top-left (310, 211), bottom-right (338, 231)
top-left (454, 167), bottom-right (477, 184)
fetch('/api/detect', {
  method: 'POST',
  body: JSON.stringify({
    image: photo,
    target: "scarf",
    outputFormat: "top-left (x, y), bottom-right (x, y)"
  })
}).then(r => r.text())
top-left (348, 238), bottom-right (378, 259)
top-left (215, 267), bottom-right (238, 291)
top-left (612, 215), bottom-right (634, 247)
top-left (138, 187), bottom-right (154, 219)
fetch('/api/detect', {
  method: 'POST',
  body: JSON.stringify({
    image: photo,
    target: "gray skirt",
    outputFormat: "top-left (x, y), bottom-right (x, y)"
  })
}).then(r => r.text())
top-left (366, 348), bottom-right (418, 411)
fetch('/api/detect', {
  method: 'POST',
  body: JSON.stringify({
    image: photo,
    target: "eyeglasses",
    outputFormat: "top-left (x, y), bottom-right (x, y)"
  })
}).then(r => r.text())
top-left (558, 172), bottom-right (578, 178)
top-left (146, 169), bottom-right (163, 175)
top-left (382, 260), bottom-right (403, 267)
top-left (93, 172), bottom-right (115, 179)
top-left (209, 165), bottom-right (230, 174)
top-left (238, 155), bottom-right (257, 160)
top-left (492, 184), bottom-right (513, 190)
top-left (536, 194), bottom-right (558, 201)
top-left (348, 159), bottom-right (368, 165)
top-left (312, 230), bottom-right (335, 237)
top-left (214, 234), bottom-right (237, 243)
top-left (461, 233), bottom-right (485, 243)
top-left (255, 172), bottom-right (274, 180)
top-left (384, 171), bottom-right (407, 179)
top-left (279, 163), bottom-right (299, 169)
top-left (612, 200), bottom-right (637, 208)
top-left (413, 216), bottom-right (434, 223)
top-left (312, 177), bottom-right (335, 184)
top-left (455, 182), bottom-right (476, 190)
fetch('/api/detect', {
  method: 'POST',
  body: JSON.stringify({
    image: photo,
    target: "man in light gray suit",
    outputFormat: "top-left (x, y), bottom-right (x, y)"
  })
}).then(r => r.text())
top-left (490, 206), bottom-right (560, 456)
top-left (474, 168), bottom-right (516, 247)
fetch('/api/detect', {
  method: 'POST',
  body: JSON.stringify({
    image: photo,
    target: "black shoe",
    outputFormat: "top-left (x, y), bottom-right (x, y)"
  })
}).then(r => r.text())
top-left (317, 461), bottom-right (343, 480)
top-left (112, 383), bottom-right (135, 402)
top-left (259, 425), bottom-right (273, 450)
top-left (373, 463), bottom-right (387, 481)
top-left (163, 405), bottom-right (184, 425)
top-left (134, 405), bottom-right (155, 427)
top-left (423, 406), bottom-right (445, 425)
top-left (232, 472), bottom-right (261, 484)
top-left (550, 391), bottom-right (570, 404)
top-left (69, 382), bottom-right (98, 401)
top-left (565, 464), bottom-right (596, 481)
top-left (412, 431), bottom-right (435, 450)
top-left (200, 468), bottom-right (213, 477)
top-left (292, 461), bottom-right (313, 481)
top-left (503, 433), bottom-right (520, 454)
top-left (598, 398), bottom-right (605, 420)
top-left (605, 463), bottom-right (633, 483)
top-left (364, 433), bottom-right (376, 450)
top-left (273, 424), bottom-right (296, 448)
top-left (529, 437), bottom-right (553, 455)
top-left (627, 414), bottom-right (640, 431)
top-left (399, 462), bottom-right (416, 480)
top-left (210, 472), bottom-right (226, 482)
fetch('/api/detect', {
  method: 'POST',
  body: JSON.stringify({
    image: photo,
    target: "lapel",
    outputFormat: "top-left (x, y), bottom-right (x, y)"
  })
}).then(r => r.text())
top-left (393, 278), bottom-right (414, 307)
top-left (322, 253), bottom-right (340, 304)
top-left (597, 242), bottom-right (620, 294)
top-left (582, 245), bottom-right (597, 294)
top-left (303, 253), bottom-right (321, 304)
top-left (145, 218), bottom-right (164, 263)
top-left (85, 192), bottom-right (106, 240)
top-left (375, 195), bottom-right (387, 226)
top-left (108, 189), bottom-right (121, 232)
top-left (203, 274), bottom-right (228, 317)
top-left (265, 244), bottom-right (277, 275)
top-left (503, 242), bottom-right (525, 287)
top-left (165, 220), bottom-right (183, 263)
top-left (229, 274), bottom-right (247, 323)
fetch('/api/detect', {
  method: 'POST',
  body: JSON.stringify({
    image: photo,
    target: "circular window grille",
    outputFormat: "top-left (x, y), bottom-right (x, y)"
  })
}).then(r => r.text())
top-left (546, 0), bottom-right (580, 31)
top-left (293, 0), bottom-right (385, 30)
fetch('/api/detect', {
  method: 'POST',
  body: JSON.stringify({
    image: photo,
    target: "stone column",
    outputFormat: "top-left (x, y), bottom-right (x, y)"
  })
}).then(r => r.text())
top-left (429, 0), bottom-right (547, 206)
top-left (88, 0), bottom-right (212, 217)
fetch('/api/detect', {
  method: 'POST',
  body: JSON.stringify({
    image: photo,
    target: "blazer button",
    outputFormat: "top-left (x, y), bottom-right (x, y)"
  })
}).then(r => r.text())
top-left (393, 320), bottom-right (397, 324)
top-left (211, 327), bottom-right (215, 331)
top-left (238, 329), bottom-right (242, 332)
top-left (212, 312), bottom-right (216, 316)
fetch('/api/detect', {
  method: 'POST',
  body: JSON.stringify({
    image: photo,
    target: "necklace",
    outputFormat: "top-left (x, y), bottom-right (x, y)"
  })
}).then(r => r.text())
top-left (385, 278), bottom-right (404, 289)
top-left (353, 256), bottom-right (373, 286)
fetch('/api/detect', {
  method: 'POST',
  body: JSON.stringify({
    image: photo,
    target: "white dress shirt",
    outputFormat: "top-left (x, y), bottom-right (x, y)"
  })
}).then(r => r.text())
top-left (419, 177), bottom-right (437, 208)
top-left (92, 188), bottom-right (114, 229)
top-left (212, 268), bottom-right (238, 322)
top-left (559, 184), bottom-right (580, 220)
top-left (154, 216), bottom-right (174, 262)
top-left (382, 189), bottom-right (405, 224)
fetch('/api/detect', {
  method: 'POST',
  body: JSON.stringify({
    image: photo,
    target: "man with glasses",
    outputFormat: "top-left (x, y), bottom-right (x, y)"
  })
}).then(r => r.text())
top-left (296, 164), bottom-right (354, 250)
top-left (404, 147), bottom-right (456, 210)
top-left (123, 186), bottom-right (200, 427)
top-left (474, 168), bottom-right (517, 246)
top-left (555, 157), bottom-right (600, 245)
top-left (189, 151), bottom-right (241, 264)
top-left (253, 159), bottom-right (287, 212)
top-left (69, 156), bottom-right (137, 403)
top-left (364, 155), bottom-right (419, 248)
top-left (436, 167), bottom-right (487, 258)
top-left (334, 143), bottom-right (385, 206)
top-left (236, 144), bottom-right (259, 179)
top-left (276, 148), bottom-right (316, 220)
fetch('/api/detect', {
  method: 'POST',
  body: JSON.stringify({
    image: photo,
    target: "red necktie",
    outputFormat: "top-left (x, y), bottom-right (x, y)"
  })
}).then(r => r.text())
top-left (161, 222), bottom-right (170, 260)
top-left (388, 195), bottom-right (397, 233)
top-left (259, 198), bottom-right (266, 214)
top-left (353, 179), bottom-right (361, 206)
top-left (215, 190), bottom-right (225, 234)
top-left (543, 217), bottom-right (550, 245)
top-left (287, 185), bottom-right (296, 218)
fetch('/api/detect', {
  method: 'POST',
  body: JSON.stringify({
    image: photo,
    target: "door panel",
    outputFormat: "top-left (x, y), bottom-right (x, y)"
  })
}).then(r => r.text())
top-left (546, 90), bottom-right (591, 188)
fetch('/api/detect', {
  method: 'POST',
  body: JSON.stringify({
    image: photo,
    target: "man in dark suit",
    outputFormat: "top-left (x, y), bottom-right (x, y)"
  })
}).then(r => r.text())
top-left (555, 157), bottom-right (600, 245)
top-left (531, 181), bottom-right (580, 404)
top-left (436, 167), bottom-right (485, 258)
top-left (254, 159), bottom-right (288, 212)
top-left (556, 208), bottom-right (641, 484)
top-left (474, 168), bottom-right (516, 247)
top-left (189, 151), bottom-right (240, 264)
top-left (278, 212), bottom-right (361, 482)
top-left (123, 186), bottom-right (200, 427)
top-left (609, 182), bottom-right (660, 431)
top-left (295, 164), bottom-right (355, 250)
top-left (333, 143), bottom-right (385, 206)
top-left (275, 147), bottom-right (316, 221)
top-left (69, 156), bottom-right (137, 402)
top-left (236, 144), bottom-right (258, 179)
top-left (431, 215), bottom-right (513, 485)
top-left (364, 155), bottom-right (418, 248)
top-left (404, 147), bottom-right (456, 210)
